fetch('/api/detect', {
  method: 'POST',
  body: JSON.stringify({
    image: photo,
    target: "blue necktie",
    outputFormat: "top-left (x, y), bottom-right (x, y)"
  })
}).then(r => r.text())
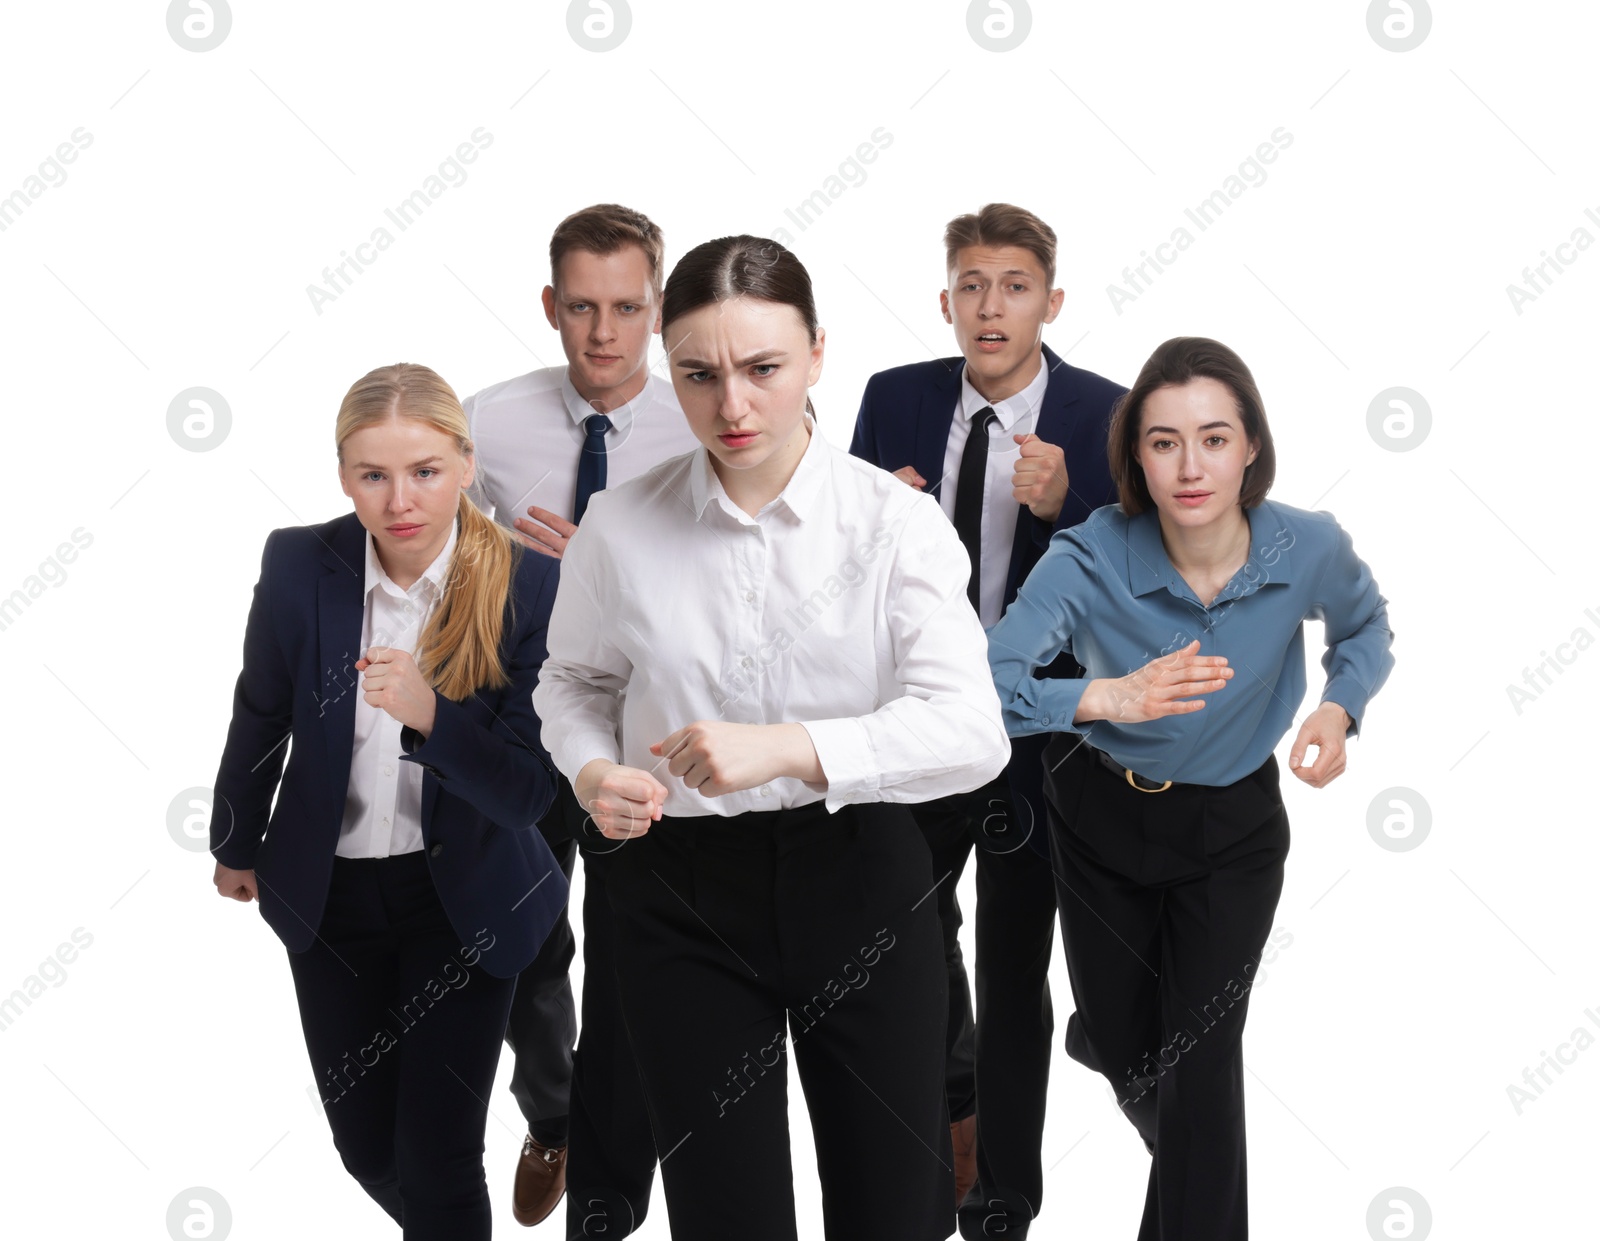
top-left (573, 413), bottom-right (612, 523)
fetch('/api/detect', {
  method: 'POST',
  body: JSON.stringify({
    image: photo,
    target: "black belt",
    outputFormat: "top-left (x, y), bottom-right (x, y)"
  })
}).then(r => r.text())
top-left (1086, 742), bottom-right (1177, 793)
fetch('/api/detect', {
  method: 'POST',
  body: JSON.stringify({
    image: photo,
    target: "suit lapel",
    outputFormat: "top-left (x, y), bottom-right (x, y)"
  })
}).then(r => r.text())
top-left (914, 357), bottom-right (965, 505)
top-left (1035, 343), bottom-right (1077, 446)
top-left (317, 514), bottom-right (367, 794)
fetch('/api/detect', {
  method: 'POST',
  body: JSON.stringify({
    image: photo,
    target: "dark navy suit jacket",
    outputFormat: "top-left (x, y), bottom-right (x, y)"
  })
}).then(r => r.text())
top-left (209, 511), bottom-right (569, 979)
top-left (850, 343), bottom-right (1126, 854)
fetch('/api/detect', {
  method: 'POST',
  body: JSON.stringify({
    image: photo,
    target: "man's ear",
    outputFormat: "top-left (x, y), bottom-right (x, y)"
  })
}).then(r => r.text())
top-left (541, 284), bottom-right (559, 331)
top-left (1043, 286), bottom-right (1065, 324)
top-left (939, 287), bottom-right (953, 324)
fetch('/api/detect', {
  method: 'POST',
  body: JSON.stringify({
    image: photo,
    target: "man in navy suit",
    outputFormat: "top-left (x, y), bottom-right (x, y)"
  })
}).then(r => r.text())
top-left (850, 203), bottom-right (1126, 1240)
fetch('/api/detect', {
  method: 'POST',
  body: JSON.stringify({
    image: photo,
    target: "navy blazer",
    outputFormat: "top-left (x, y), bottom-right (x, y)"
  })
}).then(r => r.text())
top-left (209, 511), bottom-right (569, 979)
top-left (850, 343), bottom-right (1126, 854)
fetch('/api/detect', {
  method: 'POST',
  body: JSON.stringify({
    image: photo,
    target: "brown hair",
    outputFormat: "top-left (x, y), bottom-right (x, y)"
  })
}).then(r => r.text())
top-left (944, 203), bottom-right (1058, 287)
top-left (660, 234), bottom-right (820, 414)
top-left (334, 363), bottom-right (521, 699)
top-left (1106, 337), bottom-right (1276, 514)
top-left (549, 203), bottom-right (666, 300)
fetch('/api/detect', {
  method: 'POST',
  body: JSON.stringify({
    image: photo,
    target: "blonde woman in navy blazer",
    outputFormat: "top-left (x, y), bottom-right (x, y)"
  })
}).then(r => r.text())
top-left (208, 362), bottom-right (569, 1239)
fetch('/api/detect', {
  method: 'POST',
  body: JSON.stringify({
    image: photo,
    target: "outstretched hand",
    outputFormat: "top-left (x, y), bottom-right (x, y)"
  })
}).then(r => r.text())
top-left (1079, 640), bottom-right (1233, 725)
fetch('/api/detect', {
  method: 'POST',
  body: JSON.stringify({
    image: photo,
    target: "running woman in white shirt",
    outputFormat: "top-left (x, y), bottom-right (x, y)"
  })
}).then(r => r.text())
top-left (533, 235), bottom-right (1012, 1241)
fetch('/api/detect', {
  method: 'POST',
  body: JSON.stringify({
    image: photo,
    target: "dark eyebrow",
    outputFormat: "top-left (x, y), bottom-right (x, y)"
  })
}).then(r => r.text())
top-left (1143, 422), bottom-right (1235, 435)
top-left (352, 455), bottom-right (444, 469)
top-left (675, 349), bottom-right (789, 370)
top-left (955, 268), bottom-right (1035, 281)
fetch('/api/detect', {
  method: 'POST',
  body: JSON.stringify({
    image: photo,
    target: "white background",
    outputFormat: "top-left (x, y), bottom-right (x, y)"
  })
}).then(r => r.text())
top-left (0, 1), bottom-right (1593, 1238)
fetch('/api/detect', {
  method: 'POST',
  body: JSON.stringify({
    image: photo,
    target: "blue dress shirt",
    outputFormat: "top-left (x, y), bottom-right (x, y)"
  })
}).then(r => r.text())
top-left (987, 498), bottom-right (1395, 787)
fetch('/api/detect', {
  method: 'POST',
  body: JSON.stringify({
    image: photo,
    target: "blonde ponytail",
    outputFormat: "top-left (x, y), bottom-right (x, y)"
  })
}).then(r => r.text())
top-left (416, 492), bottom-right (520, 700)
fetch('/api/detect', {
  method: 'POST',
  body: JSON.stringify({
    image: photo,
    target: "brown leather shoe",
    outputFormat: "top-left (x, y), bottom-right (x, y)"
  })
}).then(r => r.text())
top-left (951, 1113), bottom-right (978, 1207)
top-left (512, 1133), bottom-right (567, 1227)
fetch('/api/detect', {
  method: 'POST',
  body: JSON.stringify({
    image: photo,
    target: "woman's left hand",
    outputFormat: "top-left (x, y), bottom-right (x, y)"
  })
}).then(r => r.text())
top-left (1287, 702), bottom-right (1352, 789)
top-left (649, 721), bottom-right (819, 798)
top-left (356, 646), bottom-right (438, 737)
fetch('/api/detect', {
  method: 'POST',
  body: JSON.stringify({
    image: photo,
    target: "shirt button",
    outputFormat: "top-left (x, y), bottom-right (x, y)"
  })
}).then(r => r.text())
top-left (741, 656), bottom-right (754, 669)
top-left (383, 765), bottom-right (394, 776)
top-left (745, 591), bottom-right (756, 603)
top-left (381, 816), bottom-right (390, 825)
top-left (1042, 715), bottom-right (1052, 726)
top-left (759, 785), bottom-right (771, 797)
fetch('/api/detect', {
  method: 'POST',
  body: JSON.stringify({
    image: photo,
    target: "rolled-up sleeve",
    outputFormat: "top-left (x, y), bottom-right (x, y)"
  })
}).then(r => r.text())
top-left (530, 522), bottom-right (632, 782)
top-left (1311, 516), bottom-right (1395, 737)
top-left (986, 526), bottom-right (1098, 737)
top-left (801, 496), bottom-right (1010, 810)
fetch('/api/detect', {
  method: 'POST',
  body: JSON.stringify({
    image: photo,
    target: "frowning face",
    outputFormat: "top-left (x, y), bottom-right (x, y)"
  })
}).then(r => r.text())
top-left (664, 295), bottom-right (824, 490)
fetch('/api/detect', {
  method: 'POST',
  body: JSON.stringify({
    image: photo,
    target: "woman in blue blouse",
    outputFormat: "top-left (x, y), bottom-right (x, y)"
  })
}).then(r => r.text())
top-left (987, 336), bottom-right (1394, 1240)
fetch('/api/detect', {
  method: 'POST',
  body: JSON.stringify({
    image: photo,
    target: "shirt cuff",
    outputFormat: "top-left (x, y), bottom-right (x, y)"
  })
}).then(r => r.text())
top-left (547, 732), bottom-right (622, 786)
top-left (800, 716), bottom-right (878, 812)
top-left (1320, 685), bottom-right (1366, 738)
top-left (1005, 674), bottom-right (1093, 737)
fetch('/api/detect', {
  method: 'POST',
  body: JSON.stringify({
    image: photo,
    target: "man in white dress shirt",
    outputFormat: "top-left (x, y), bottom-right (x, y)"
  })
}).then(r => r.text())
top-left (461, 203), bottom-right (699, 1234)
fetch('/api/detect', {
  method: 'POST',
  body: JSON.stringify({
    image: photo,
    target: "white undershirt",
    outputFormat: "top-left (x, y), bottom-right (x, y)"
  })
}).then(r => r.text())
top-left (936, 350), bottom-right (1049, 628)
top-left (335, 517), bottom-right (457, 858)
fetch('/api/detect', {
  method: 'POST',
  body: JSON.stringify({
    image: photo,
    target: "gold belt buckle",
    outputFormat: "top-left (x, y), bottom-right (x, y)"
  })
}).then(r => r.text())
top-left (1125, 767), bottom-right (1172, 794)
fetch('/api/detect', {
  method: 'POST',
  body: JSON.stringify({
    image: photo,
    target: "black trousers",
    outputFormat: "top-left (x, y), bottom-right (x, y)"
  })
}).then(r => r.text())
top-left (504, 827), bottom-right (577, 1146)
top-left (502, 776), bottom-right (659, 1237)
top-left (564, 835), bottom-right (660, 1239)
top-left (1043, 734), bottom-right (1290, 1241)
top-left (605, 798), bottom-right (955, 1241)
top-left (287, 851), bottom-right (516, 1241)
top-left (913, 773), bottom-right (1057, 1238)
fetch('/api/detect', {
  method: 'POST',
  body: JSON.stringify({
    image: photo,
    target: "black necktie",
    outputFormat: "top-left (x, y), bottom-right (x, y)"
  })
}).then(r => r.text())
top-left (573, 413), bottom-right (612, 523)
top-left (952, 407), bottom-right (996, 612)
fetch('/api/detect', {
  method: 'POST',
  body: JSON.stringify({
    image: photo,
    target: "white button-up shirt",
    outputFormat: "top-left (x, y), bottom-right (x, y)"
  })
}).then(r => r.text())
top-left (335, 517), bottom-right (457, 858)
top-left (937, 350), bottom-right (1050, 628)
top-left (532, 414), bottom-right (1011, 817)
top-left (463, 366), bottom-right (700, 528)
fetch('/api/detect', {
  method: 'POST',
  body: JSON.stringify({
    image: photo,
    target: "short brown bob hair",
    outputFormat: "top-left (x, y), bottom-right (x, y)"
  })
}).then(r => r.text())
top-left (1107, 336), bottom-right (1277, 513)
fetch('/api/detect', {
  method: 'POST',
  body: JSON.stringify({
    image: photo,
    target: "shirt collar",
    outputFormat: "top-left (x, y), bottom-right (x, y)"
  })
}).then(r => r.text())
top-left (1126, 501), bottom-right (1293, 602)
top-left (364, 512), bottom-right (459, 600)
top-left (688, 411), bottom-right (825, 524)
top-left (561, 367), bottom-right (647, 439)
top-left (959, 347), bottom-right (1049, 433)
